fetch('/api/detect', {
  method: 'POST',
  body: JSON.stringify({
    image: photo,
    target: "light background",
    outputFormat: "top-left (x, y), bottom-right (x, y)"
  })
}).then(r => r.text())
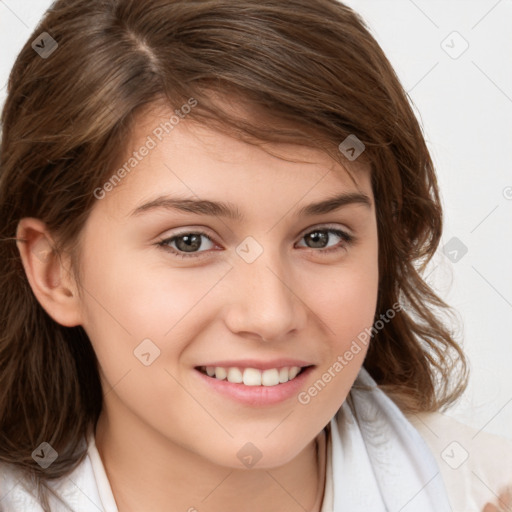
top-left (1, 0), bottom-right (511, 441)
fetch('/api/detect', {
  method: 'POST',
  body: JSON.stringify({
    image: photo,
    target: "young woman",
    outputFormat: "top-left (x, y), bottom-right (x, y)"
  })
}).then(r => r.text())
top-left (0, 0), bottom-right (511, 511)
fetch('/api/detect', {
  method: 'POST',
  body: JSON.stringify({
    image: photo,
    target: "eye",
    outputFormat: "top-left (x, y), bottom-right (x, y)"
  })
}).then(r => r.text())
top-left (296, 227), bottom-right (354, 255)
top-left (157, 230), bottom-right (216, 259)
top-left (156, 225), bottom-right (355, 260)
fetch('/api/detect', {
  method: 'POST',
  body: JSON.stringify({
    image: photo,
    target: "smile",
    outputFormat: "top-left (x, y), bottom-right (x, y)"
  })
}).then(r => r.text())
top-left (196, 365), bottom-right (306, 386)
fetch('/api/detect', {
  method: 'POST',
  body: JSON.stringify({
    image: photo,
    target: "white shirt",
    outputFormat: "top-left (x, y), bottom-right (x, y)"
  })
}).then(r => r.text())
top-left (1, 409), bottom-right (511, 511)
top-left (321, 409), bottom-right (512, 511)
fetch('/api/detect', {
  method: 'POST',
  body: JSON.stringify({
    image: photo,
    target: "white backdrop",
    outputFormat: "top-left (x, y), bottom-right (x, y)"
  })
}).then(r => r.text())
top-left (1, 0), bottom-right (511, 441)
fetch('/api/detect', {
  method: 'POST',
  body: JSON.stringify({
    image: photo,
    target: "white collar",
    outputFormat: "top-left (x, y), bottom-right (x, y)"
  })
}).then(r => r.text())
top-left (327, 366), bottom-right (452, 511)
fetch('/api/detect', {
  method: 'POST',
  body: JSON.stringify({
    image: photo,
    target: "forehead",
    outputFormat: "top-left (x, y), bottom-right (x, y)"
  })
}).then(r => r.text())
top-left (97, 102), bottom-right (373, 220)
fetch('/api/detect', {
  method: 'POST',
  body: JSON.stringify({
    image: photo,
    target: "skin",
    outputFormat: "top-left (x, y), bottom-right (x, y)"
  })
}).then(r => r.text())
top-left (484, 487), bottom-right (512, 512)
top-left (16, 103), bottom-right (380, 511)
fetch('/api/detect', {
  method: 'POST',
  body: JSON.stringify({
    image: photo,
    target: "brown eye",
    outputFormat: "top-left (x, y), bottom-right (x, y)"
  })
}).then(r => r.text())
top-left (297, 228), bottom-right (353, 253)
top-left (157, 231), bottom-right (215, 259)
top-left (304, 230), bottom-right (329, 249)
top-left (172, 233), bottom-right (204, 252)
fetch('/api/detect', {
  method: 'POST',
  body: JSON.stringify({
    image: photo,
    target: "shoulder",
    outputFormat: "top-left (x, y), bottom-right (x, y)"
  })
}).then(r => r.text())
top-left (0, 444), bottom-right (104, 512)
top-left (0, 461), bottom-right (44, 511)
top-left (405, 410), bottom-right (512, 512)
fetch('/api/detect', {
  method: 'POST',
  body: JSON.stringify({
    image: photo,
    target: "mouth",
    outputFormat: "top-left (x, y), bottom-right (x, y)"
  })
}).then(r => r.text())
top-left (193, 359), bottom-right (316, 406)
top-left (195, 365), bottom-right (311, 386)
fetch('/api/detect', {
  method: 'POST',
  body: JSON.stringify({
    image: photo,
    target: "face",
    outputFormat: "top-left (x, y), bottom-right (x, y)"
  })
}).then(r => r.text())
top-left (74, 104), bottom-right (379, 469)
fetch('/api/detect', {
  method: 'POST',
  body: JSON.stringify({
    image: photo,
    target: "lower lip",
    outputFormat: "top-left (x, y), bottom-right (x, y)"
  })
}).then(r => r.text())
top-left (193, 366), bottom-right (315, 406)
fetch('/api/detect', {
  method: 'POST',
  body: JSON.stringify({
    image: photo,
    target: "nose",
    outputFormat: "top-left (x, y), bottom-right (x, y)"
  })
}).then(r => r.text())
top-left (223, 246), bottom-right (307, 342)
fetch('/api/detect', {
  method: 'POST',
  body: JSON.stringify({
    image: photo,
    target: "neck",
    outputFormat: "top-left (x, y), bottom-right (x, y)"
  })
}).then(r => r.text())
top-left (94, 406), bottom-right (326, 512)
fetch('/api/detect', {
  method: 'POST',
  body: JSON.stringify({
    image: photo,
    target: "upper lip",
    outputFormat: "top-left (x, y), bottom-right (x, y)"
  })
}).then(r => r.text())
top-left (195, 359), bottom-right (314, 371)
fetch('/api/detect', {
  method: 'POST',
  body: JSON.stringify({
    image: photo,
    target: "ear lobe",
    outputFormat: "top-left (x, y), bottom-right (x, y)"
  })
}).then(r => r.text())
top-left (16, 217), bottom-right (82, 327)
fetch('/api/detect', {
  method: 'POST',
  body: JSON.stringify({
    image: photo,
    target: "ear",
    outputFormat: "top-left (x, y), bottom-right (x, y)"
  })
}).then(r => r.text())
top-left (16, 217), bottom-right (83, 327)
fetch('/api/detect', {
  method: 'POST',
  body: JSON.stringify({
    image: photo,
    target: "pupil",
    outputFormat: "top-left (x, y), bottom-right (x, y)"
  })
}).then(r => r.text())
top-left (308, 231), bottom-right (327, 248)
top-left (177, 234), bottom-right (201, 252)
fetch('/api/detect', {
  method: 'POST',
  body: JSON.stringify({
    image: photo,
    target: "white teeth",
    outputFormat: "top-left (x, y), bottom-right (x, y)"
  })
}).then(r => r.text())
top-left (261, 368), bottom-right (280, 386)
top-left (289, 366), bottom-right (300, 379)
top-left (203, 365), bottom-right (304, 386)
top-left (215, 367), bottom-right (227, 380)
top-left (227, 367), bottom-right (243, 383)
top-left (243, 368), bottom-right (262, 386)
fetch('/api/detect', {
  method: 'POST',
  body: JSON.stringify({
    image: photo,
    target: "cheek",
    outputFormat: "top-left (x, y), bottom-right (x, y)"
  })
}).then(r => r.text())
top-left (80, 239), bottom-right (222, 329)
top-left (307, 246), bottom-right (379, 346)
top-left (301, 235), bottom-right (379, 396)
top-left (314, 271), bottom-right (377, 379)
top-left (78, 243), bottom-right (231, 373)
top-left (332, 268), bottom-right (379, 344)
top-left (295, 263), bottom-right (378, 419)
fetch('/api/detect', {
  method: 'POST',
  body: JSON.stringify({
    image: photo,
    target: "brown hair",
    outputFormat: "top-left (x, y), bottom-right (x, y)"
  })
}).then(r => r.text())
top-left (0, 0), bottom-right (468, 509)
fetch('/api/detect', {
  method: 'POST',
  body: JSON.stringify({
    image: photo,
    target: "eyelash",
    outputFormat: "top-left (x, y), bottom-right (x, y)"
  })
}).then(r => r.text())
top-left (156, 226), bottom-right (355, 260)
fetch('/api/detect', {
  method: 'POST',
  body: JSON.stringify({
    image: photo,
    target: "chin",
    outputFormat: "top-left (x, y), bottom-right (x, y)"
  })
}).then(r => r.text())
top-left (203, 433), bottom-right (314, 470)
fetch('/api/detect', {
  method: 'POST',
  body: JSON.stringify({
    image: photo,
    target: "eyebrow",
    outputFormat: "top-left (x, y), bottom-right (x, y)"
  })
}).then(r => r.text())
top-left (129, 192), bottom-right (372, 220)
